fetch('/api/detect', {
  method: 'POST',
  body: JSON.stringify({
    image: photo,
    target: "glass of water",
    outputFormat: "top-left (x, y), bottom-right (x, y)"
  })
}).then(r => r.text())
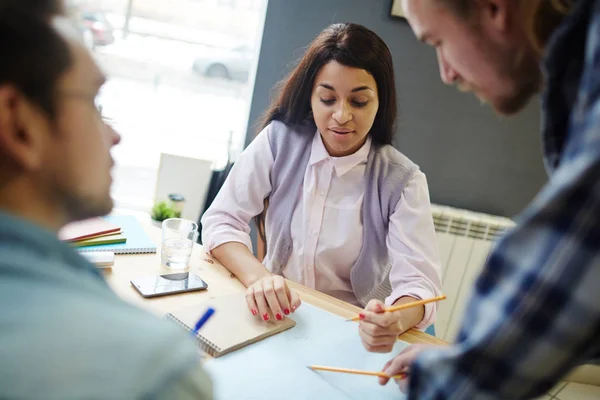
top-left (161, 218), bottom-right (198, 269)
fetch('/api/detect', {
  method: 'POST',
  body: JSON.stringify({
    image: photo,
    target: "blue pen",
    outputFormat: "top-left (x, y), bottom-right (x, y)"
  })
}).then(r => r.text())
top-left (192, 307), bottom-right (215, 336)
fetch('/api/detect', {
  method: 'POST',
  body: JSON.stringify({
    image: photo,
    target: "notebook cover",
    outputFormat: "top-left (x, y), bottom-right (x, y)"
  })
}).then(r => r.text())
top-left (166, 293), bottom-right (296, 357)
top-left (58, 217), bottom-right (120, 242)
top-left (76, 215), bottom-right (156, 254)
top-left (73, 233), bottom-right (126, 247)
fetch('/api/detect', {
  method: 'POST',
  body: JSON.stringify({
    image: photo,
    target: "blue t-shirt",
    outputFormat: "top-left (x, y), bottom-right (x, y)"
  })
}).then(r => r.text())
top-left (0, 211), bottom-right (212, 399)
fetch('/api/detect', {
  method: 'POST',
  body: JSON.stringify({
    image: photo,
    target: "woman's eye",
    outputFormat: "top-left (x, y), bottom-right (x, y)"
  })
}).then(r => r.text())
top-left (352, 100), bottom-right (368, 108)
top-left (320, 98), bottom-right (335, 105)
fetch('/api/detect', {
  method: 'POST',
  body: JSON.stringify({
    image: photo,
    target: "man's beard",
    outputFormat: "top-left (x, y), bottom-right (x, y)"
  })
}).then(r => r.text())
top-left (458, 24), bottom-right (543, 116)
top-left (62, 191), bottom-right (114, 224)
top-left (470, 48), bottom-right (542, 116)
top-left (493, 78), bottom-right (541, 116)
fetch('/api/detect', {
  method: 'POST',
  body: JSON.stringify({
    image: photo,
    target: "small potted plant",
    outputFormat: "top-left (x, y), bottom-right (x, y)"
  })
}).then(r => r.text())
top-left (150, 200), bottom-right (181, 227)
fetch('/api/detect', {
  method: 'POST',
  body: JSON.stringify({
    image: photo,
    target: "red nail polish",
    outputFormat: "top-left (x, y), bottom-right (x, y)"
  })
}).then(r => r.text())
top-left (251, 309), bottom-right (258, 316)
top-left (276, 313), bottom-right (283, 321)
top-left (262, 313), bottom-right (269, 321)
top-left (284, 309), bottom-right (290, 315)
top-left (359, 313), bottom-right (366, 320)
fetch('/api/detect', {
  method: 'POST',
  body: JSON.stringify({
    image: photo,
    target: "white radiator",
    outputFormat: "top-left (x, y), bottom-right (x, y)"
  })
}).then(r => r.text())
top-left (430, 204), bottom-right (515, 341)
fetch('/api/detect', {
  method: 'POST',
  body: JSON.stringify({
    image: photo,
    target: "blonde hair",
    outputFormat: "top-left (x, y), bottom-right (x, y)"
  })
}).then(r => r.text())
top-left (440, 0), bottom-right (573, 56)
top-left (524, 0), bottom-right (573, 56)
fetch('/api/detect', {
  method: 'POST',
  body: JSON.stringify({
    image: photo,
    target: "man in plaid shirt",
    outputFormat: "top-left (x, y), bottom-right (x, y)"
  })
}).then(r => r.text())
top-left (379, 0), bottom-right (600, 398)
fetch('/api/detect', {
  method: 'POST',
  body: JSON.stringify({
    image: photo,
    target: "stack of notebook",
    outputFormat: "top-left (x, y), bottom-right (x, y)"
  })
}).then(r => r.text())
top-left (59, 215), bottom-right (157, 254)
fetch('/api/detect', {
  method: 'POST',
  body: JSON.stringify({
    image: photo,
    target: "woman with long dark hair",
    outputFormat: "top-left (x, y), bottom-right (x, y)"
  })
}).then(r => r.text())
top-left (202, 23), bottom-right (442, 352)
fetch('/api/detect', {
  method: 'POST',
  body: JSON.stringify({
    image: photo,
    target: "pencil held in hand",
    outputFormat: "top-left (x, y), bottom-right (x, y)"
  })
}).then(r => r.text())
top-left (346, 295), bottom-right (447, 322)
top-left (308, 365), bottom-right (407, 380)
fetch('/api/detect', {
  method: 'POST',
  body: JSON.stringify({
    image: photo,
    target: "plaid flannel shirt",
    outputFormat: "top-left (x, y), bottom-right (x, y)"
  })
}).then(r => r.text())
top-left (408, 0), bottom-right (600, 398)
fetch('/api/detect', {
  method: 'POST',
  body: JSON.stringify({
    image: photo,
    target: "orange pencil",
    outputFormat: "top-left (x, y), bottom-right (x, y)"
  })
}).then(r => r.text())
top-left (308, 365), bottom-right (407, 380)
top-left (346, 295), bottom-right (447, 322)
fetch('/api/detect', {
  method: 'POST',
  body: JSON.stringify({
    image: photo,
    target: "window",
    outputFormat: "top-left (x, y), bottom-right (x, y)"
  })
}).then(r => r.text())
top-left (67, 0), bottom-right (266, 212)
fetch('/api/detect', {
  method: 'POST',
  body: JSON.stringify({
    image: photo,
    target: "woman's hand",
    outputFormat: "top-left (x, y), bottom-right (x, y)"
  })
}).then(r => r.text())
top-left (358, 298), bottom-right (423, 353)
top-left (245, 275), bottom-right (301, 321)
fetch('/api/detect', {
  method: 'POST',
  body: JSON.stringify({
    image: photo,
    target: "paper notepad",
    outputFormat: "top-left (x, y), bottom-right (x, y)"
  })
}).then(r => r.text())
top-left (204, 303), bottom-right (409, 400)
top-left (166, 294), bottom-right (296, 357)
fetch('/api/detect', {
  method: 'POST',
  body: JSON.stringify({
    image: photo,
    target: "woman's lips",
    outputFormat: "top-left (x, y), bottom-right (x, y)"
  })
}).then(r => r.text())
top-left (329, 128), bottom-right (355, 135)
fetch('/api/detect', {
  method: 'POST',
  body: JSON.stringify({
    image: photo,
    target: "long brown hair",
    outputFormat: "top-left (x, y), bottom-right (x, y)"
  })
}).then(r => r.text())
top-left (254, 23), bottom-right (398, 251)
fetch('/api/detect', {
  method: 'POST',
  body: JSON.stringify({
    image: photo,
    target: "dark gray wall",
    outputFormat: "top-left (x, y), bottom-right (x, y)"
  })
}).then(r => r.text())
top-left (245, 0), bottom-right (548, 218)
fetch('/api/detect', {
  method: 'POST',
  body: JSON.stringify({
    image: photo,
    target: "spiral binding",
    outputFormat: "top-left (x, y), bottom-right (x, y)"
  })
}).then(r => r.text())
top-left (77, 247), bottom-right (155, 254)
top-left (166, 313), bottom-right (222, 357)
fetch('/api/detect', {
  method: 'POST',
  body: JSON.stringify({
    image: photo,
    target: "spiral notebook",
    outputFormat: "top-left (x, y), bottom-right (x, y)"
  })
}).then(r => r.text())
top-left (76, 215), bottom-right (156, 254)
top-left (166, 294), bottom-right (296, 357)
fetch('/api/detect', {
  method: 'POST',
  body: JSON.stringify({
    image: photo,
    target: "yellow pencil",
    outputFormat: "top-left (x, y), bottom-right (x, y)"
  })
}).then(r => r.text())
top-left (346, 295), bottom-right (447, 322)
top-left (308, 365), bottom-right (407, 380)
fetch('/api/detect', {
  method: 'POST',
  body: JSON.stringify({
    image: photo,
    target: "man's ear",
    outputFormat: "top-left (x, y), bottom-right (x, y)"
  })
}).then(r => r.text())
top-left (477, 0), bottom-right (511, 33)
top-left (0, 84), bottom-right (49, 170)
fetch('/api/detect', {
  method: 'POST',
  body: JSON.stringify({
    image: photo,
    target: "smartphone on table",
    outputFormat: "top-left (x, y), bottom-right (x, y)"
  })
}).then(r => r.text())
top-left (131, 272), bottom-right (208, 298)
